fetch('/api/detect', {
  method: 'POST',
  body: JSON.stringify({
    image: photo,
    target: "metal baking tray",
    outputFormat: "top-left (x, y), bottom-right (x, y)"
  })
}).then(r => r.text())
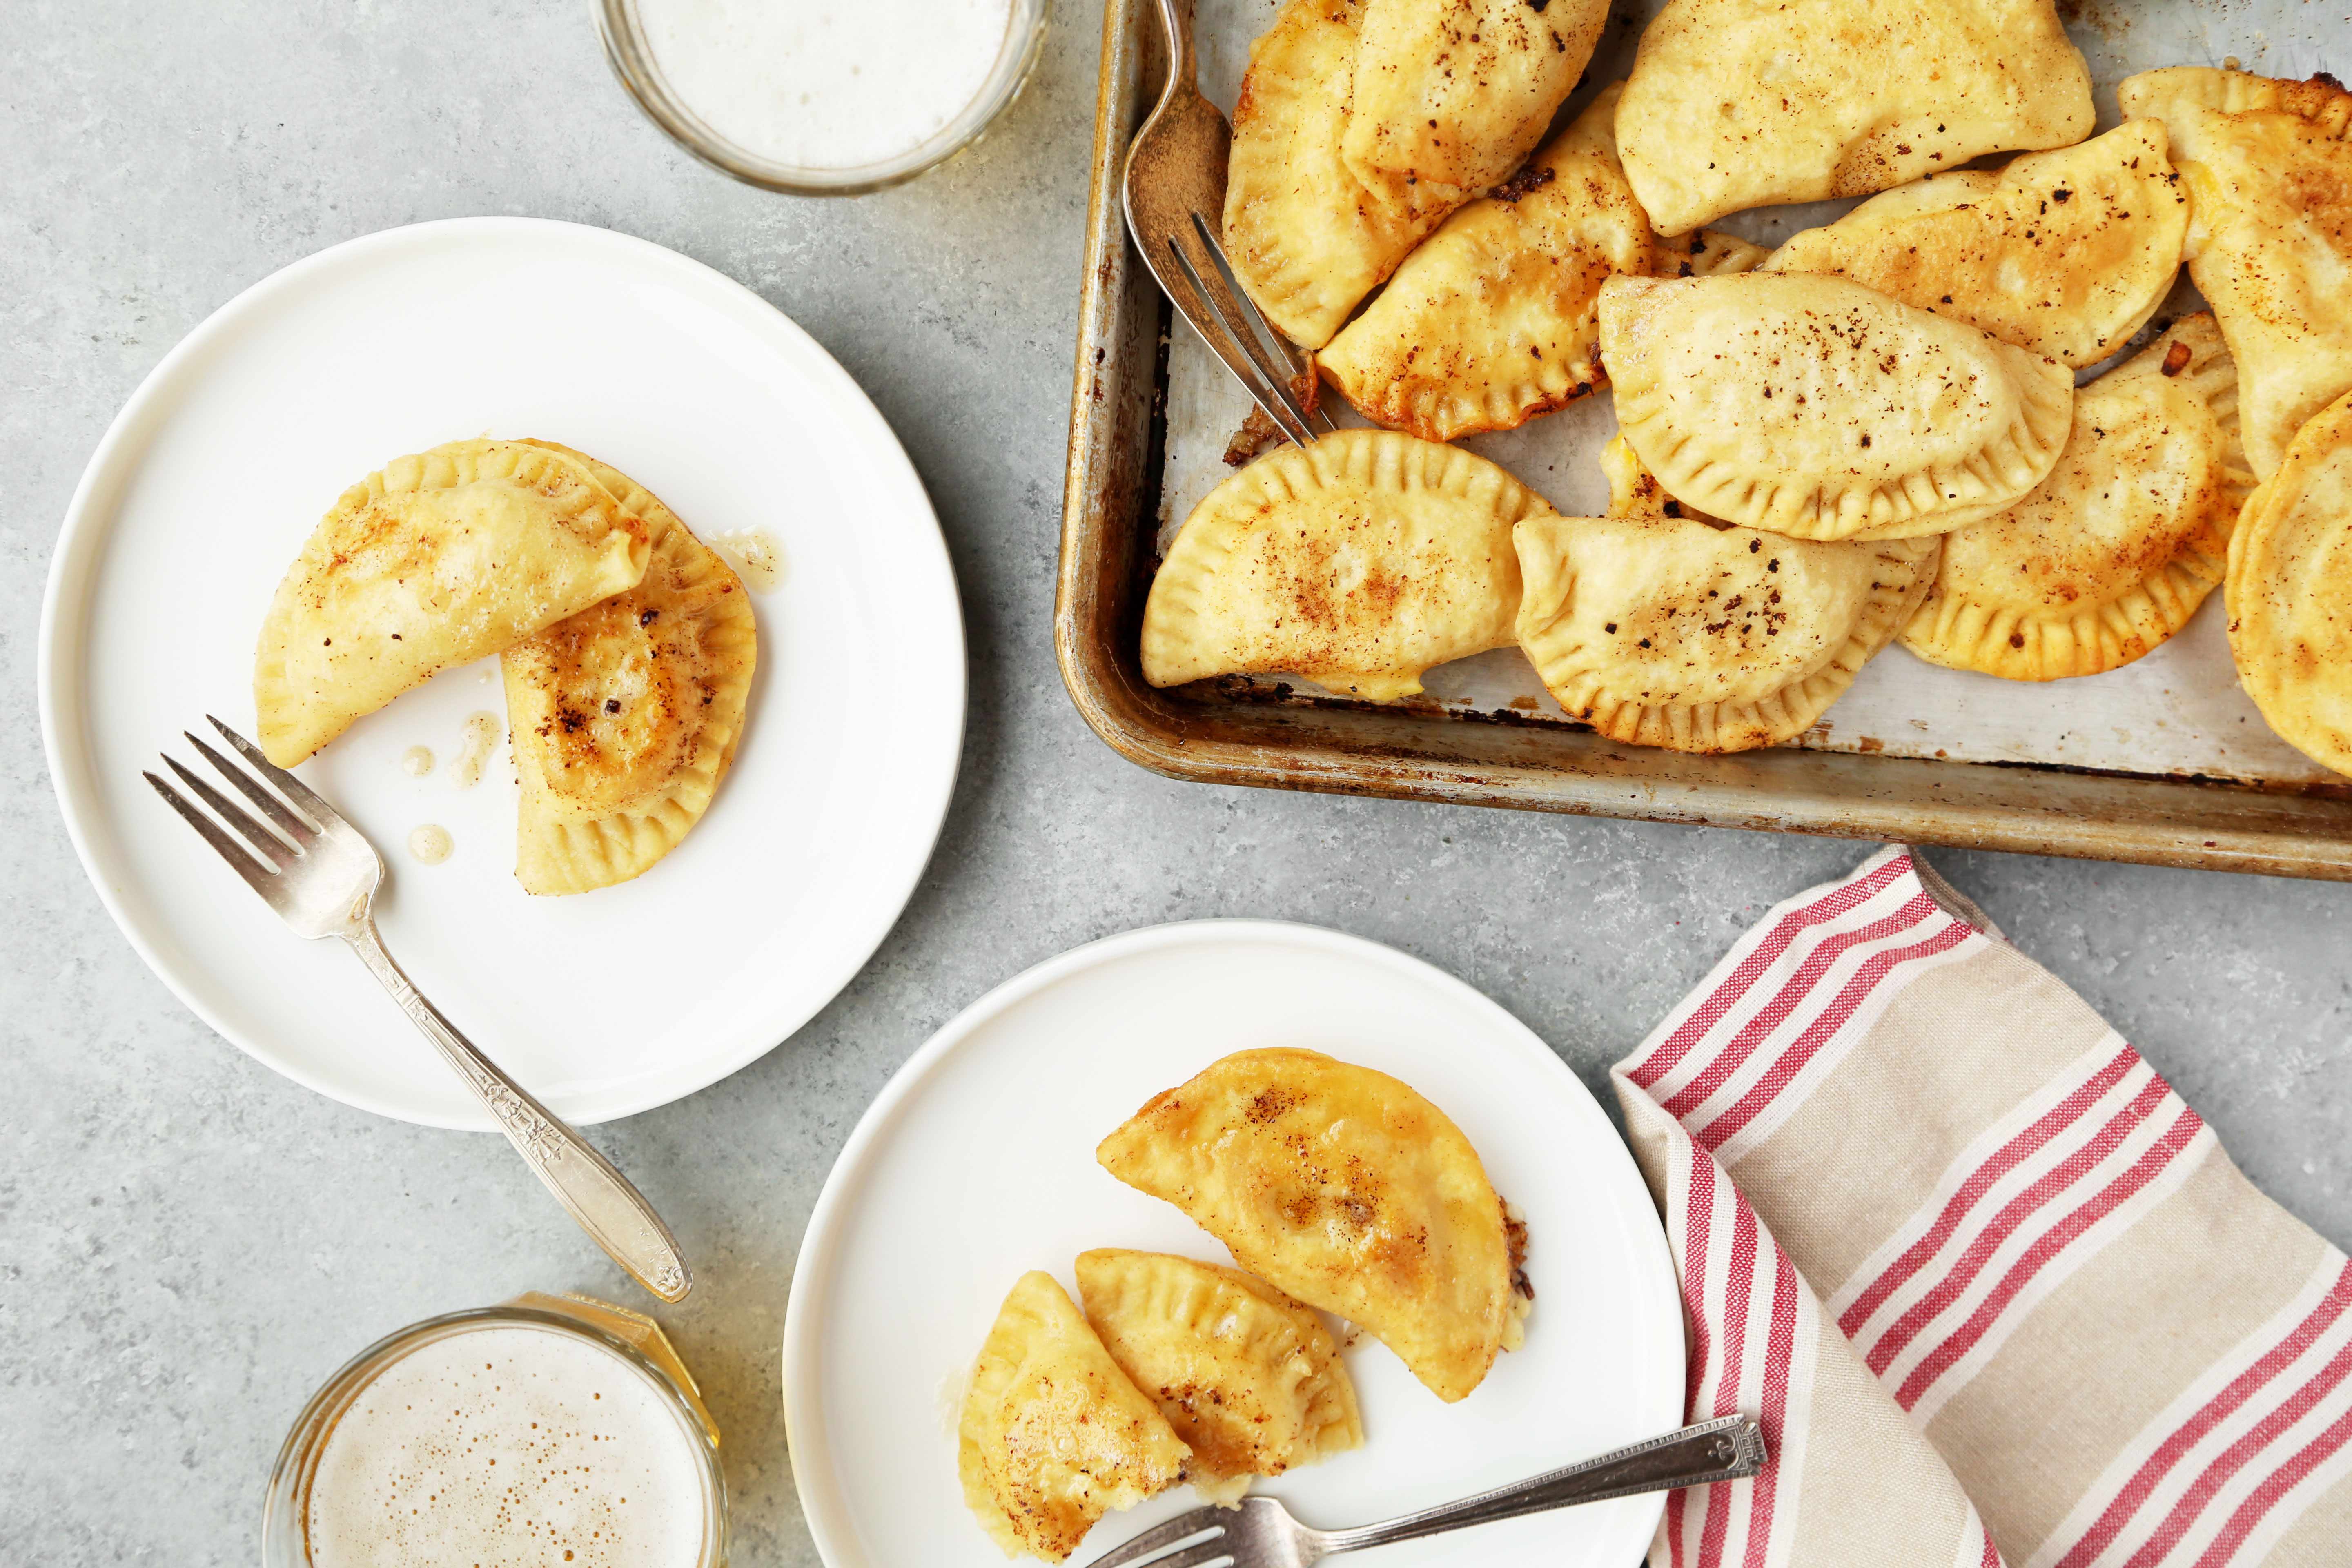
top-left (1056, 0), bottom-right (2352, 880)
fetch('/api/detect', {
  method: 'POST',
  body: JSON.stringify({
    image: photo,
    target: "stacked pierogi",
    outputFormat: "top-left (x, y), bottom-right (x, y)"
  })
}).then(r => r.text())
top-left (254, 437), bottom-right (756, 891)
top-left (1154, 0), bottom-right (2352, 777)
top-left (956, 1049), bottom-right (1529, 1561)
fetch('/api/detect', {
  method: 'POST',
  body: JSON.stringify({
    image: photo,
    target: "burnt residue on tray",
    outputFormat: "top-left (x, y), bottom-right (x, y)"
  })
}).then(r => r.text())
top-left (1980, 754), bottom-right (2352, 802)
top-left (2055, 0), bottom-right (2134, 39)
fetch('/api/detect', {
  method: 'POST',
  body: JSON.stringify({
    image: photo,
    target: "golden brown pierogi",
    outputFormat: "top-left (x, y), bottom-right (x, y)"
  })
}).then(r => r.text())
top-left (1097, 1048), bottom-right (1527, 1404)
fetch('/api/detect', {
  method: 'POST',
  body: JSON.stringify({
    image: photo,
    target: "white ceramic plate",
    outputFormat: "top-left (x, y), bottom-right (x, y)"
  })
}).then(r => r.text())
top-left (782, 920), bottom-right (1684, 1568)
top-left (38, 218), bottom-right (964, 1129)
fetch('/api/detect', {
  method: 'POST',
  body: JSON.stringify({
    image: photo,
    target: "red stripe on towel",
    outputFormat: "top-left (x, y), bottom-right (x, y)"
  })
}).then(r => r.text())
top-left (2051, 1258), bottom-right (2352, 1568)
top-left (1630, 855), bottom-right (1915, 1092)
top-left (1840, 1042), bottom-right (2143, 1341)
top-left (1893, 1105), bottom-right (2206, 1412)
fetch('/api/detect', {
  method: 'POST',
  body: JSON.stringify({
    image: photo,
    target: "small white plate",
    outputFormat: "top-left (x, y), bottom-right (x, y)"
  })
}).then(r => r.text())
top-left (782, 920), bottom-right (1684, 1568)
top-left (38, 218), bottom-right (964, 1129)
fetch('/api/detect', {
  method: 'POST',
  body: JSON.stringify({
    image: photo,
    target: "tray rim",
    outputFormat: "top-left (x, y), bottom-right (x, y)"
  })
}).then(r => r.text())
top-left (1054, 0), bottom-right (2352, 883)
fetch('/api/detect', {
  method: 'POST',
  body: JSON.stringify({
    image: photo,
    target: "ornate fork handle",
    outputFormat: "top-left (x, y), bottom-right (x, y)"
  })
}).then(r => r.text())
top-left (1323, 1415), bottom-right (1767, 1555)
top-left (343, 917), bottom-right (692, 1303)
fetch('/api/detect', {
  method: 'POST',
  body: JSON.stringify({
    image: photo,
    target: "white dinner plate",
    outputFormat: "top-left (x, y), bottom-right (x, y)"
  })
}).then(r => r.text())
top-left (38, 218), bottom-right (964, 1128)
top-left (782, 920), bottom-right (1684, 1568)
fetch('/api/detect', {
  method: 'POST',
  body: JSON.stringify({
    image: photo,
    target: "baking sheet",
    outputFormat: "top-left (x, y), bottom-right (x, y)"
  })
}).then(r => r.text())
top-left (1159, 0), bottom-right (2347, 786)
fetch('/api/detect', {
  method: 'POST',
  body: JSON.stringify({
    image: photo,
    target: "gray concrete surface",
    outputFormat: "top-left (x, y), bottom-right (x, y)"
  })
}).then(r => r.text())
top-left (2, 3), bottom-right (2347, 1563)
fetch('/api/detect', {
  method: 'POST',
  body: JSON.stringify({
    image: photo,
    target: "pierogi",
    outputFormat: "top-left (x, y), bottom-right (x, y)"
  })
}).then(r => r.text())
top-left (2118, 69), bottom-right (2352, 478)
top-left (1515, 513), bottom-right (1937, 752)
top-left (1901, 316), bottom-right (2247, 681)
top-left (1141, 429), bottom-right (1552, 701)
top-left (1599, 274), bottom-right (2075, 541)
top-left (1075, 1250), bottom-right (1362, 1506)
top-left (1223, 0), bottom-right (1446, 350)
top-left (501, 445), bottom-right (756, 896)
top-left (254, 439), bottom-right (650, 767)
top-left (1615, 0), bottom-right (2093, 236)
top-left (1763, 120), bottom-right (2189, 369)
top-left (1599, 433), bottom-right (1724, 526)
top-left (1654, 227), bottom-right (1771, 281)
top-left (1319, 85), bottom-right (1652, 442)
top-left (960, 1271), bottom-right (1190, 1562)
top-left (2227, 389), bottom-right (2352, 780)
top-left (1096, 1047), bottom-right (1528, 1404)
top-left (1341, 0), bottom-right (1607, 218)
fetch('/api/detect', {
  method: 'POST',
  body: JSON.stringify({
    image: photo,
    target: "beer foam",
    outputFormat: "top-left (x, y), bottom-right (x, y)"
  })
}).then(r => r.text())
top-left (306, 1323), bottom-right (706, 1568)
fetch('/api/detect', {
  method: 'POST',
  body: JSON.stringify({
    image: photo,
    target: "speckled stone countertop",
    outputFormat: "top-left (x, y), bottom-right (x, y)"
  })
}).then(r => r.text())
top-left (3, 4), bottom-right (2346, 1563)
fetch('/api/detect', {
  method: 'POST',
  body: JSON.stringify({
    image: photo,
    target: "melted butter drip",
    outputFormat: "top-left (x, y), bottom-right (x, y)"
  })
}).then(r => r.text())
top-left (449, 711), bottom-right (503, 790)
top-left (407, 824), bottom-right (453, 865)
top-left (710, 528), bottom-right (786, 592)
top-left (399, 745), bottom-right (435, 778)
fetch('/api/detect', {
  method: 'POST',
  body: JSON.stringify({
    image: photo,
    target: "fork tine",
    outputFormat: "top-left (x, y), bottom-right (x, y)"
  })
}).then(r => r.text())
top-left (205, 716), bottom-right (347, 831)
top-left (185, 732), bottom-right (318, 845)
top-left (1173, 222), bottom-right (1319, 443)
top-left (1183, 221), bottom-right (1316, 420)
top-left (163, 755), bottom-right (300, 867)
top-left (1192, 213), bottom-right (1335, 435)
top-left (146, 770), bottom-right (279, 895)
top-left (1166, 238), bottom-right (1316, 448)
top-left (1078, 1513), bottom-right (1225, 1568)
top-left (1121, 1537), bottom-right (1237, 1568)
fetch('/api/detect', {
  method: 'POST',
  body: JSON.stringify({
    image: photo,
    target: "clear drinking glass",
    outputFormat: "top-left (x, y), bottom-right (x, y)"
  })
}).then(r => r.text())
top-left (262, 1292), bottom-right (726, 1568)
top-left (596, 0), bottom-right (1052, 196)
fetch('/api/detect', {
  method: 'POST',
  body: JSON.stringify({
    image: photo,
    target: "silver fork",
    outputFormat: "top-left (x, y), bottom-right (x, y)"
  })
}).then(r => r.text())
top-left (145, 717), bottom-right (693, 1303)
top-left (1122, 0), bottom-right (1332, 448)
top-left (1081, 1414), bottom-right (1766, 1568)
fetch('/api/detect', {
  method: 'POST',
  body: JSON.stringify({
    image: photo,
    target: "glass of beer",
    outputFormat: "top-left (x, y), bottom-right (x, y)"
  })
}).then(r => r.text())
top-left (264, 1293), bottom-right (726, 1568)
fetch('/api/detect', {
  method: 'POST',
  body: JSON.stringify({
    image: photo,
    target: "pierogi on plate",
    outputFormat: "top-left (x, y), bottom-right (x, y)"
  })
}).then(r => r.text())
top-left (1600, 273), bottom-right (2075, 541)
top-left (253, 434), bottom-right (757, 895)
top-left (501, 444), bottom-right (756, 896)
top-left (960, 1271), bottom-right (1190, 1562)
top-left (1901, 316), bottom-right (2248, 682)
top-left (254, 439), bottom-right (650, 767)
top-left (1097, 1047), bottom-right (1530, 1404)
top-left (1075, 1249), bottom-right (1362, 1506)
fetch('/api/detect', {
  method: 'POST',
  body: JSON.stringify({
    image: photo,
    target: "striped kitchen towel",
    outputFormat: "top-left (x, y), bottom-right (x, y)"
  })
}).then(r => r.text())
top-left (1613, 846), bottom-right (2352, 1568)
